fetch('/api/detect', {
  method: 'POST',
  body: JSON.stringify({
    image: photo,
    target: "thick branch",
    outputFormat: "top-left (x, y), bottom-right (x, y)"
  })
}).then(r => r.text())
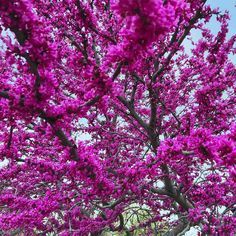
top-left (0, 90), bottom-right (10, 99)
top-left (117, 95), bottom-right (149, 132)
top-left (164, 221), bottom-right (189, 236)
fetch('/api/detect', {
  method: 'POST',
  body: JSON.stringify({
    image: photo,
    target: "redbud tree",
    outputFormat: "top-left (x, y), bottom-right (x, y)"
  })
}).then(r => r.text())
top-left (0, 0), bottom-right (235, 235)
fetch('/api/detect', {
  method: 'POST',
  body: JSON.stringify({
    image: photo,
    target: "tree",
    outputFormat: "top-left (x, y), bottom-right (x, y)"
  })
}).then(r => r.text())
top-left (0, 0), bottom-right (235, 235)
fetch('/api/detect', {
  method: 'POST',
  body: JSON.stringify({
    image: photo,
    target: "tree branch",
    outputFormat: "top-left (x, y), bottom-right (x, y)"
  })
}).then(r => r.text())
top-left (117, 95), bottom-right (149, 132)
top-left (152, 3), bottom-right (206, 80)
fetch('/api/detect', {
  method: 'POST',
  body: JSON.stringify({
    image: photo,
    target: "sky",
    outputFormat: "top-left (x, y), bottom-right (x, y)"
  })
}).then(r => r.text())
top-left (184, 0), bottom-right (236, 61)
top-left (208, 0), bottom-right (236, 36)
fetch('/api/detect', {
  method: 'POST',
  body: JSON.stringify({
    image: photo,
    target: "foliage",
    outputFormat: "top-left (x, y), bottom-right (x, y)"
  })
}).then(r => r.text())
top-left (0, 0), bottom-right (236, 235)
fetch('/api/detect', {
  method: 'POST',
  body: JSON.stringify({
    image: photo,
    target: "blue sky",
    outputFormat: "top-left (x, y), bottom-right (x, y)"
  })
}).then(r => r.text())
top-left (208, 0), bottom-right (236, 36)
top-left (207, 0), bottom-right (236, 61)
top-left (184, 0), bottom-right (236, 62)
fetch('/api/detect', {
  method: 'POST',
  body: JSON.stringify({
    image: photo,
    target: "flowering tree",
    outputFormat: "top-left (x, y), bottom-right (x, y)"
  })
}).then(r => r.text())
top-left (0, 0), bottom-right (236, 235)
